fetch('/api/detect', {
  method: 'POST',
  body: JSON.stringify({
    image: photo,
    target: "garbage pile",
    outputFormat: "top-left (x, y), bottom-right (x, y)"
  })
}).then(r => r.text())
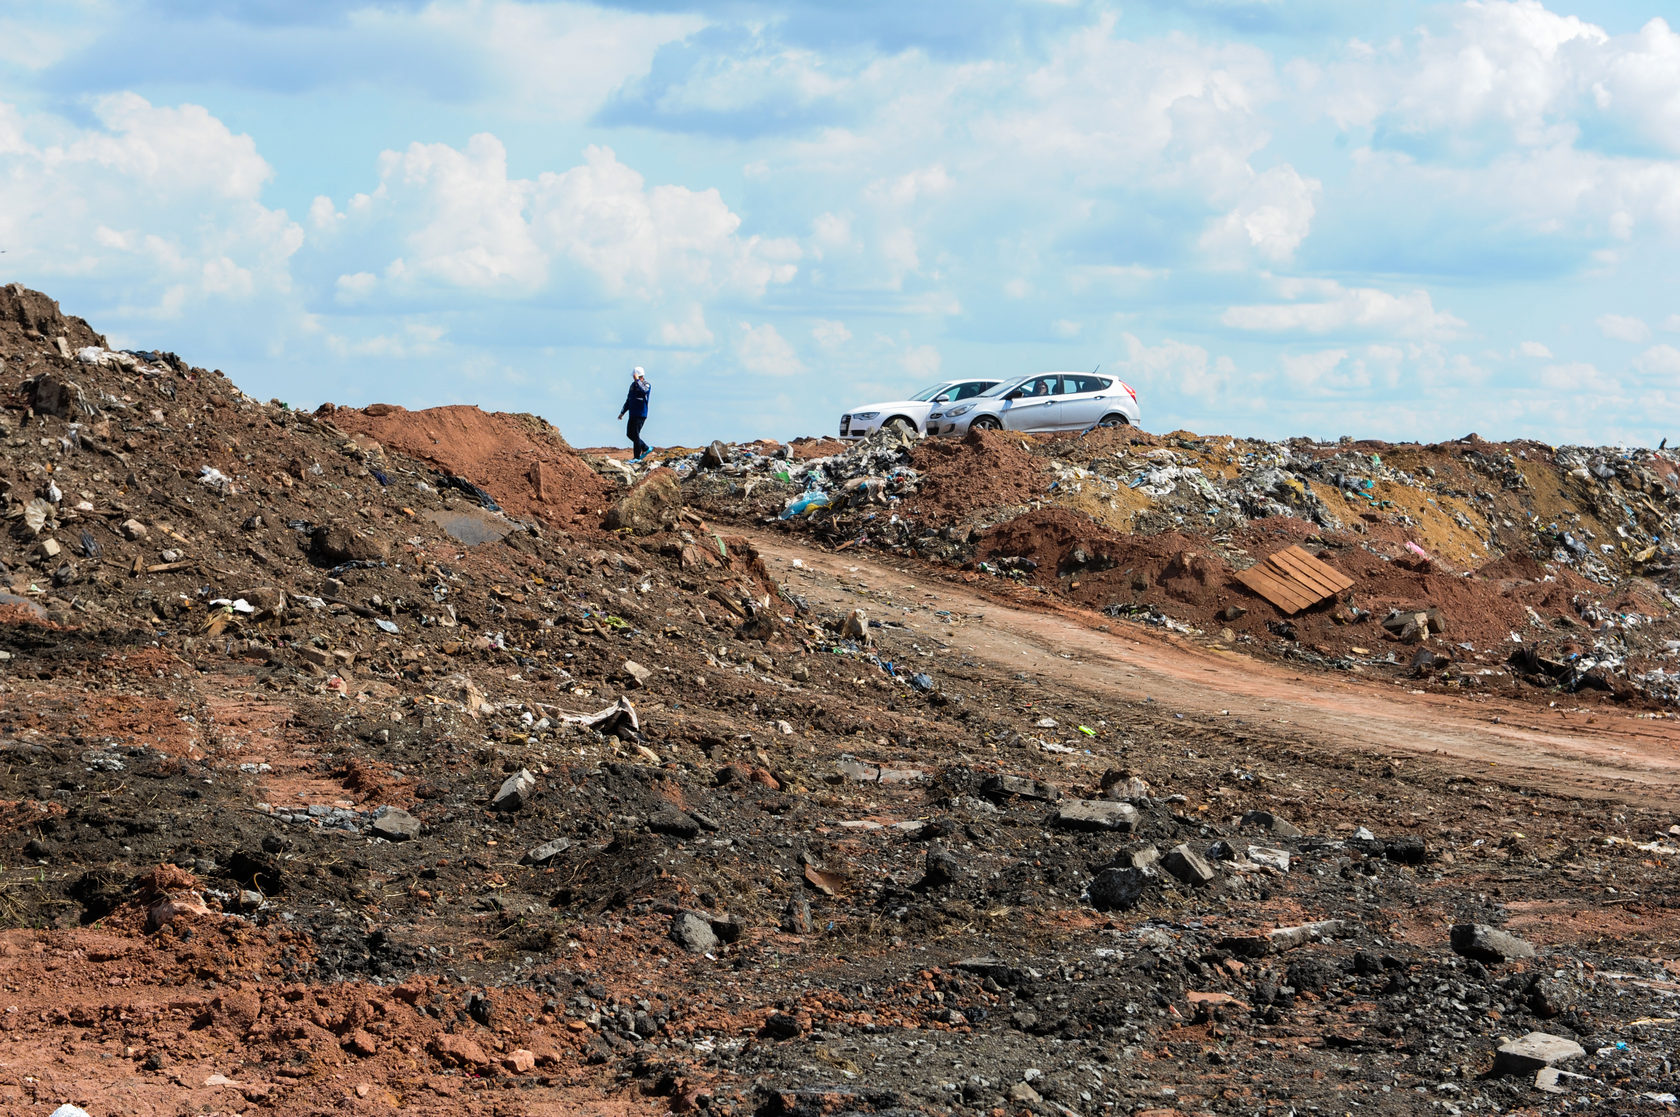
top-left (649, 422), bottom-right (1680, 706)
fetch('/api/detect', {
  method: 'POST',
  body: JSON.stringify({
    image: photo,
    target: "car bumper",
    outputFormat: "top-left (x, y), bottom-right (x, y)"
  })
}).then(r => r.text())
top-left (839, 415), bottom-right (884, 439)
top-left (926, 416), bottom-right (973, 437)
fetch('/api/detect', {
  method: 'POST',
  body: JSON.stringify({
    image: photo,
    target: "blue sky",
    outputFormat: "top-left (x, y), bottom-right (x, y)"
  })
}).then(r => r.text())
top-left (4, 1), bottom-right (1680, 448)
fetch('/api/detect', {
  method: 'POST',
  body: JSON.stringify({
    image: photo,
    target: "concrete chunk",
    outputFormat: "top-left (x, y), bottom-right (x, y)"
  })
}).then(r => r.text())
top-left (1054, 799), bottom-right (1138, 832)
top-left (1451, 923), bottom-right (1536, 964)
top-left (1494, 1032), bottom-right (1585, 1076)
top-left (1162, 843), bottom-right (1217, 886)
top-left (492, 768), bottom-right (536, 812)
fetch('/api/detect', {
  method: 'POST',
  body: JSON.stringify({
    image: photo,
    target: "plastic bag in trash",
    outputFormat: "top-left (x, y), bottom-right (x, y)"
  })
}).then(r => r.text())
top-left (780, 491), bottom-right (833, 519)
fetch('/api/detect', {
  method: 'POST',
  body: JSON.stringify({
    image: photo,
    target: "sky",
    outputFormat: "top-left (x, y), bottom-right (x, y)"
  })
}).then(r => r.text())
top-left (4, 1), bottom-right (1680, 449)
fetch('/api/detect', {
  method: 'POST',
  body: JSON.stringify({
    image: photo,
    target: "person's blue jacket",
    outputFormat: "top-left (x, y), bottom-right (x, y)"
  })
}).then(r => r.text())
top-left (620, 378), bottom-right (650, 419)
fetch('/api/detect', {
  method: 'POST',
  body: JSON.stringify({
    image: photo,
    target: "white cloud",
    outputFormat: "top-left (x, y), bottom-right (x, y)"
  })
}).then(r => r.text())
top-left (812, 319), bottom-right (852, 348)
top-left (1199, 163), bottom-right (1321, 265)
top-left (1662, 314), bottom-right (1680, 333)
top-left (1114, 333), bottom-right (1234, 402)
top-left (736, 321), bottom-right (805, 376)
top-left (1221, 280), bottom-right (1464, 339)
top-left (1051, 318), bottom-right (1082, 338)
top-left (1518, 340), bottom-right (1553, 358)
top-left (656, 304), bottom-right (714, 348)
top-left (330, 140), bottom-right (802, 305)
top-left (0, 94), bottom-right (300, 319)
top-left (1634, 344), bottom-right (1680, 376)
top-left (900, 345), bottom-right (942, 378)
top-left (378, 133), bottom-right (546, 292)
top-left (1279, 348), bottom-right (1350, 388)
top-left (1597, 313), bottom-right (1651, 342)
top-left (1539, 360), bottom-right (1616, 392)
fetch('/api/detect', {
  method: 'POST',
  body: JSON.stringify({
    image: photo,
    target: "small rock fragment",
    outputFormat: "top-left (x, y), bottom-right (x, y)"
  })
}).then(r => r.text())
top-left (521, 838), bottom-right (572, 866)
top-left (671, 911), bottom-right (719, 954)
top-left (1054, 799), bottom-right (1138, 832)
top-left (1162, 843), bottom-right (1217, 886)
top-left (492, 768), bottom-right (536, 812)
top-left (371, 808), bottom-right (420, 842)
top-left (1451, 923), bottom-right (1536, 964)
top-left (1088, 866), bottom-right (1156, 912)
top-left (1240, 810), bottom-right (1303, 839)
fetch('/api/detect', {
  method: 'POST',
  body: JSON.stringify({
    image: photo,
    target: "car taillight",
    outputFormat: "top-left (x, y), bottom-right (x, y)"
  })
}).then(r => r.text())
top-left (1120, 381), bottom-right (1137, 404)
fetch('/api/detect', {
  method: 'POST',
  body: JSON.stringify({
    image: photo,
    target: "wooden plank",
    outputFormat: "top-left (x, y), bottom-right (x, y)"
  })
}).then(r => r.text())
top-left (1236, 566), bottom-right (1316, 614)
top-left (1268, 549), bottom-right (1349, 598)
top-left (1276, 546), bottom-right (1353, 592)
top-left (1268, 549), bottom-right (1348, 597)
top-left (1235, 545), bottom-right (1355, 615)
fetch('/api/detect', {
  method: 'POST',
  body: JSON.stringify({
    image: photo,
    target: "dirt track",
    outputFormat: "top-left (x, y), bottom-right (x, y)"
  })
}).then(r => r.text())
top-left (746, 526), bottom-right (1680, 808)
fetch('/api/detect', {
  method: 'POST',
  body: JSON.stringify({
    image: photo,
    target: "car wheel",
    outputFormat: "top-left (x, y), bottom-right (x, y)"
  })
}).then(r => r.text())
top-left (885, 416), bottom-right (916, 435)
top-left (971, 416), bottom-right (1002, 431)
top-left (1098, 413), bottom-right (1130, 428)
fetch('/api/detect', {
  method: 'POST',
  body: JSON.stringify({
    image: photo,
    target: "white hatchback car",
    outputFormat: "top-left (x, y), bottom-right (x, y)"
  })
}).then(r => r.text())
top-left (839, 378), bottom-right (1001, 439)
top-left (926, 371), bottom-right (1139, 436)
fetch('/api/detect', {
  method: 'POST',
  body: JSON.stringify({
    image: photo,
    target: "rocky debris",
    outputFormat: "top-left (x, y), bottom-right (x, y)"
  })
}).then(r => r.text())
top-left (1054, 799), bottom-right (1138, 831)
top-left (1161, 842), bottom-right (1217, 885)
top-left (1494, 1032), bottom-right (1586, 1076)
top-left (1240, 809), bottom-right (1304, 839)
top-left (670, 911), bottom-right (719, 954)
top-left (310, 523), bottom-right (389, 565)
top-left (492, 768), bottom-right (537, 812)
top-left (520, 837), bottom-right (571, 866)
top-left (603, 468), bottom-right (682, 534)
top-left (370, 808), bottom-right (420, 842)
top-left (1451, 922), bottom-right (1537, 964)
top-left (1088, 866), bottom-right (1156, 911)
top-left (980, 773), bottom-right (1059, 801)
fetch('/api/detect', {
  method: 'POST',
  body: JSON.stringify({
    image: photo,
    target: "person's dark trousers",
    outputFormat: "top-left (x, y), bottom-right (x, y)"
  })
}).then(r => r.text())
top-left (626, 415), bottom-right (649, 458)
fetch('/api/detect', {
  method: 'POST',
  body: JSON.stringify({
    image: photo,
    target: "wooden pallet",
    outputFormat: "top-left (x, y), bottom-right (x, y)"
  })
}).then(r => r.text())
top-left (1234, 545), bottom-right (1353, 615)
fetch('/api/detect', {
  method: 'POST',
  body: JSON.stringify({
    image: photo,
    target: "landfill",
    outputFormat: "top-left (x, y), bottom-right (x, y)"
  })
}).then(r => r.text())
top-left (3, 283), bottom-right (1680, 1115)
top-left (661, 423), bottom-right (1680, 709)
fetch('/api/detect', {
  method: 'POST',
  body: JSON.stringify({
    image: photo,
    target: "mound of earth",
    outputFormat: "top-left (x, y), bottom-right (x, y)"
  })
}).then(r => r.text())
top-left (330, 402), bottom-right (613, 524)
top-left (905, 427), bottom-right (1047, 520)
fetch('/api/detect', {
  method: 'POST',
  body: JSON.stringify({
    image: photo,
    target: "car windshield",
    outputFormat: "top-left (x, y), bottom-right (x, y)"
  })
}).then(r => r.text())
top-left (978, 376), bottom-right (1032, 399)
top-left (907, 382), bottom-right (957, 402)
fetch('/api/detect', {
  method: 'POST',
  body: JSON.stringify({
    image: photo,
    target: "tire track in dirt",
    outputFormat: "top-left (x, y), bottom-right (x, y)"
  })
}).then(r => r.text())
top-left (744, 527), bottom-right (1680, 807)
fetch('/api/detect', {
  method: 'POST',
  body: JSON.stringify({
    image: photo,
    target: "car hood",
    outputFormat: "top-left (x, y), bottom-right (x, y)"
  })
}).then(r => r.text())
top-left (845, 399), bottom-right (936, 414)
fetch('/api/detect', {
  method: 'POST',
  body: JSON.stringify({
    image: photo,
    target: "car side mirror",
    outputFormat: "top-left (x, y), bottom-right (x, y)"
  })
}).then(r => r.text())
top-left (1006, 390), bottom-right (1023, 400)
top-left (934, 392), bottom-right (952, 402)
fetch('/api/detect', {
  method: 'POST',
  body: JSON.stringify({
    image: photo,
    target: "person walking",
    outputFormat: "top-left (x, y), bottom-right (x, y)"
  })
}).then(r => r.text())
top-left (618, 366), bottom-right (652, 459)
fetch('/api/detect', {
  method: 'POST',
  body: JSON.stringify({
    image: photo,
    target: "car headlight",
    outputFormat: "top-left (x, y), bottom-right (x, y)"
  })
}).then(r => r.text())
top-left (851, 411), bottom-right (878, 421)
top-left (946, 404), bottom-right (975, 417)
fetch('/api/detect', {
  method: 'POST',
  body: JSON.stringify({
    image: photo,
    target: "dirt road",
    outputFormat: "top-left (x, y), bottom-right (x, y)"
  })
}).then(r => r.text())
top-left (745, 527), bottom-right (1680, 807)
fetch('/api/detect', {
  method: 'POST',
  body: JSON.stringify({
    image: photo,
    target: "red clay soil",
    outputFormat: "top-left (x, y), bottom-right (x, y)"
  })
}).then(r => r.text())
top-left (905, 428), bottom-right (1049, 521)
top-left (328, 403), bottom-right (613, 525)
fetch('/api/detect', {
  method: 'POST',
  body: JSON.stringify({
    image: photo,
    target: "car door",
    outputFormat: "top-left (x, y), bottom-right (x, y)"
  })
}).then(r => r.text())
top-left (1057, 374), bottom-right (1110, 429)
top-left (1000, 375), bottom-right (1062, 432)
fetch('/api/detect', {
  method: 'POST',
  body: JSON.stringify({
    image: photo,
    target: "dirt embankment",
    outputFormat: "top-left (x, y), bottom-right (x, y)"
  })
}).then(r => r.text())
top-left (330, 403), bottom-right (614, 525)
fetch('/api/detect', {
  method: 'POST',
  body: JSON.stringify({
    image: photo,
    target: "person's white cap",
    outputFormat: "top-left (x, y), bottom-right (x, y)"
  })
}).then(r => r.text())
top-left (632, 366), bottom-right (645, 377)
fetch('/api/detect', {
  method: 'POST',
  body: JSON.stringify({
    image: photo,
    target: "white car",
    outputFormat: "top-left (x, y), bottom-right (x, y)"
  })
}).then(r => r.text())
top-left (926, 371), bottom-right (1140, 436)
top-left (838, 378), bottom-right (1001, 438)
